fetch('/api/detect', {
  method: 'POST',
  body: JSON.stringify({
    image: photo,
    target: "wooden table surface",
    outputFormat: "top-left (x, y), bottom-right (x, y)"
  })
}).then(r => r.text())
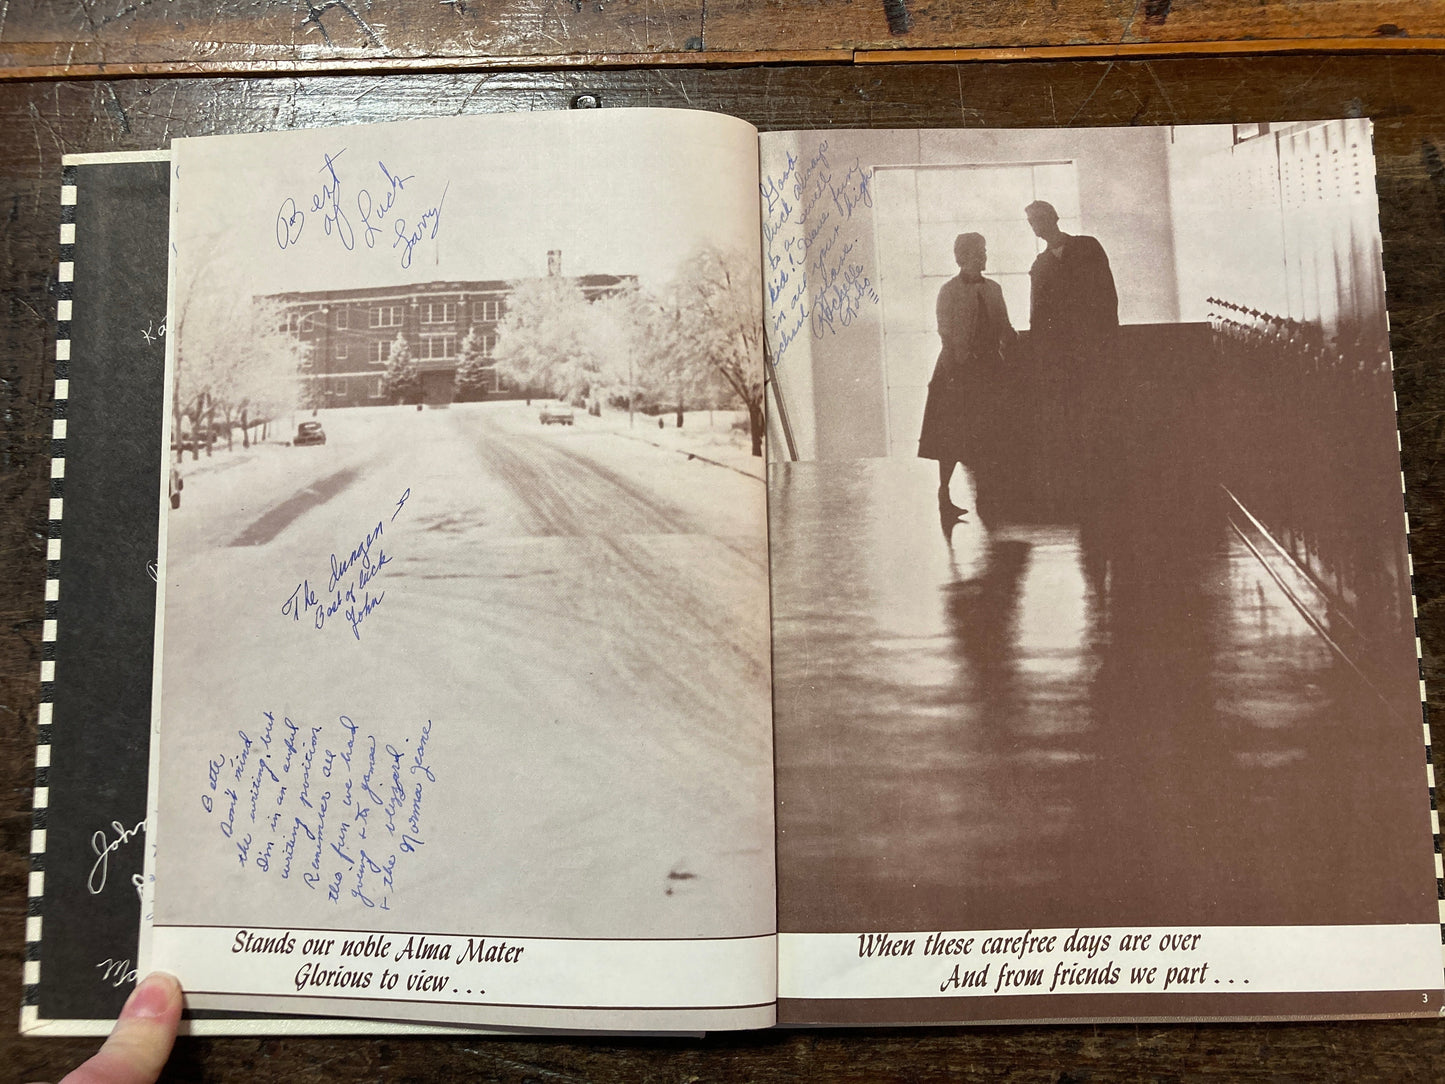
top-left (4, 53), bottom-right (1445, 1082)
top-left (2, 0), bottom-right (1445, 77)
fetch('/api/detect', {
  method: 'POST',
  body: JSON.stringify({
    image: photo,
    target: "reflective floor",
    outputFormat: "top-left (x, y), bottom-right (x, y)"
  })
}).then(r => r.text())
top-left (770, 454), bottom-right (1433, 933)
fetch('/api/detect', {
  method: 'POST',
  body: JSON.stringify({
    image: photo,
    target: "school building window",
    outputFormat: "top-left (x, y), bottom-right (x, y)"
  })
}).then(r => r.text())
top-left (421, 335), bottom-right (456, 360)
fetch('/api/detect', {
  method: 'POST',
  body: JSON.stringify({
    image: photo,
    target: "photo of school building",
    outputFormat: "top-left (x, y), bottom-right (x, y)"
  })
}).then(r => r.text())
top-left (265, 259), bottom-right (634, 407)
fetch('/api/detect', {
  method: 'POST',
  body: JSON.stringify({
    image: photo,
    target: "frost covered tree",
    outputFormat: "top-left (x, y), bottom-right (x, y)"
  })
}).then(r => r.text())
top-left (229, 299), bottom-right (306, 447)
top-left (382, 332), bottom-right (421, 404)
top-left (667, 247), bottom-right (767, 454)
top-left (492, 276), bottom-right (599, 402)
top-left (173, 291), bottom-right (302, 459)
top-left (633, 289), bottom-right (718, 428)
top-left (584, 285), bottom-right (655, 416)
top-left (453, 326), bottom-right (493, 402)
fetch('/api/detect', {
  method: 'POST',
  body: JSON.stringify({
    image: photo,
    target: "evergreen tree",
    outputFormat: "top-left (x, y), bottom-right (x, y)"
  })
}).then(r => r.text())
top-left (382, 332), bottom-right (421, 404)
top-left (454, 326), bottom-right (493, 402)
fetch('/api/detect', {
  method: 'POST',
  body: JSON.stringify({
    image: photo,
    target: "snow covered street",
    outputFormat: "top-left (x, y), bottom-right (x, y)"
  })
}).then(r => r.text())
top-left (153, 400), bottom-right (775, 941)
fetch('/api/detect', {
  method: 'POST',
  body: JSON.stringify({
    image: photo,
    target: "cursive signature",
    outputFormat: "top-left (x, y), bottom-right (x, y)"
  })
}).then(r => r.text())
top-left (87, 818), bottom-right (146, 895)
top-left (394, 182), bottom-right (449, 270)
top-left (281, 490), bottom-right (408, 640)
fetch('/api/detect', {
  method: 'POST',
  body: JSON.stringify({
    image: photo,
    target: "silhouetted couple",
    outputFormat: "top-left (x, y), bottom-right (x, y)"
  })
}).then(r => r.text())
top-left (918, 200), bottom-right (1117, 529)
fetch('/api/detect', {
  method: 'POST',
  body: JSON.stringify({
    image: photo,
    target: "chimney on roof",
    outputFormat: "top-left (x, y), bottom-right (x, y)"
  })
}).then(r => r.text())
top-left (547, 249), bottom-right (562, 277)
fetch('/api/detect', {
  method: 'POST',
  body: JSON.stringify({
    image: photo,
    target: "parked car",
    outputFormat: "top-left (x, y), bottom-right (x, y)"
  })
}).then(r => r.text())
top-left (294, 420), bottom-right (327, 446)
top-left (539, 402), bottom-right (575, 426)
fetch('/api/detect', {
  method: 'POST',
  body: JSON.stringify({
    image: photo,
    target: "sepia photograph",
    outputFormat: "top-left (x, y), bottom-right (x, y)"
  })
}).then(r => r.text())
top-left (148, 109), bottom-right (776, 1028)
top-left (762, 121), bottom-right (1436, 969)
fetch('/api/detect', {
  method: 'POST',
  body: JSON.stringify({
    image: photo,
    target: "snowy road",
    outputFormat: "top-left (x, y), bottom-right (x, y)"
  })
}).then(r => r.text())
top-left (154, 401), bottom-right (774, 941)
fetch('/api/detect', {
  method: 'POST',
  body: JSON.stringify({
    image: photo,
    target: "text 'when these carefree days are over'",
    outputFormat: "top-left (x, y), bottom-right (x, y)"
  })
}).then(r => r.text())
top-left (857, 927), bottom-right (1235, 996)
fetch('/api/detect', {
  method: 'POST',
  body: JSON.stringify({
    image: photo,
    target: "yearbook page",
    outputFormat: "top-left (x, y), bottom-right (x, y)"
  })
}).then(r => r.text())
top-left (140, 108), bottom-right (777, 1032)
top-left (760, 121), bottom-right (1444, 1024)
top-left (26, 151), bottom-right (565, 1040)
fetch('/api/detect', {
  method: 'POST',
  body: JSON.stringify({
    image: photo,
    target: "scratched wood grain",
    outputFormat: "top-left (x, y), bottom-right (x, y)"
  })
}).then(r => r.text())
top-left (2, 0), bottom-right (1445, 77)
top-left (4, 58), bottom-right (1445, 1080)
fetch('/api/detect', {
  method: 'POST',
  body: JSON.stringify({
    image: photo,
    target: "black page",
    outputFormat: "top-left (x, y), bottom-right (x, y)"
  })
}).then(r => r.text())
top-left (28, 157), bottom-right (169, 1025)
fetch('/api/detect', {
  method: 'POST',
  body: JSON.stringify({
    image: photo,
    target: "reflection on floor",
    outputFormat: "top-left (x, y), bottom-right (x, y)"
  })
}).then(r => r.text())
top-left (770, 455), bottom-right (1432, 934)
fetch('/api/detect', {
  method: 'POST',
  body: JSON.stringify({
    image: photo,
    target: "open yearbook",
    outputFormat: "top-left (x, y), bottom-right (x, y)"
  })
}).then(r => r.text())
top-left (28, 109), bottom-right (1442, 1033)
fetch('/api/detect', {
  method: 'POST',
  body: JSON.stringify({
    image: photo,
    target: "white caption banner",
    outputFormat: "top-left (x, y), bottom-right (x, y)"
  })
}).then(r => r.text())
top-left (779, 924), bottom-right (1444, 1000)
top-left (153, 926), bottom-right (776, 1010)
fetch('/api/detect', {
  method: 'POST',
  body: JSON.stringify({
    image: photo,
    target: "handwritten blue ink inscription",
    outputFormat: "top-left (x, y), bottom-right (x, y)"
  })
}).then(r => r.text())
top-left (282, 490), bottom-right (408, 641)
top-left (358, 162), bottom-right (414, 250)
top-left (395, 183), bottom-right (449, 271)
top-left (202, 713), bottom-right (436, 910)
top-left (759, 140), bottom-right (881, 366)
top-left (275, 151), bottom-right (447, 271)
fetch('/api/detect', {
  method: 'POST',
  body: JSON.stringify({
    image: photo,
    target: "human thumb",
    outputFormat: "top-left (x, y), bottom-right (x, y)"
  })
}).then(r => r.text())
top-left (58, 972), bottom-right (182, 1084)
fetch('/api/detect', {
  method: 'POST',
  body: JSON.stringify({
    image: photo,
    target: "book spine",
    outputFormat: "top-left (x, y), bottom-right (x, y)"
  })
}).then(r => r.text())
top-left (23, 164), bottom-right (77, 1033)
top-left (1386, 226), bottom-right (1445, 984)
top-left (1407, 504), bottom-right (1444, 979)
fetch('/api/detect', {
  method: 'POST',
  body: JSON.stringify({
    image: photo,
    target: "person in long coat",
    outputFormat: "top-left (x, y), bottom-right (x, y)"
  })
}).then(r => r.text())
top-left (918, 232), bottom-right (1015, 520)
top-left (1023, 200), bottom-right (1121, 567)
top-left (1024, 200), bottom-right (1118, 469)
top-left (1024, 200), bottom-right (1118, 351)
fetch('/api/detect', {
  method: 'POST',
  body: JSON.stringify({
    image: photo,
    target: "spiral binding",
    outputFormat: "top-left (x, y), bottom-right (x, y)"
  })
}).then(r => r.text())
top-left (23, 163), bottom-right (77, 1031)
